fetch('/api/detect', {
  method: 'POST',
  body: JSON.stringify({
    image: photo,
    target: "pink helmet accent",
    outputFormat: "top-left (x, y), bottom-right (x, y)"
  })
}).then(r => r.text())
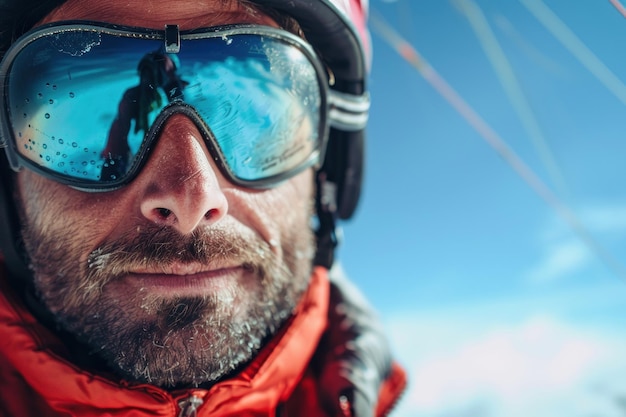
top-left (332, 0), bottom-right (371, 69)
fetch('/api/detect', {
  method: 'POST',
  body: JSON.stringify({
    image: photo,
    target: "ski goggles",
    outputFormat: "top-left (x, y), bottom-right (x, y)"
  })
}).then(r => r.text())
top-left (0, 21), bottom-right (362, 190)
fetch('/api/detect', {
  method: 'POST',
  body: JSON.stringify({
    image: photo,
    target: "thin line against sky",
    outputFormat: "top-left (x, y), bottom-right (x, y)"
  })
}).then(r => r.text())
top-left (454, 0), bottom-right (569, 200)
top-left (520, 0), bottom-right (626, 106)
top-left (609, 0), bottom-right (626, 18)
top-left (370, 9), bottom-right (626, 284)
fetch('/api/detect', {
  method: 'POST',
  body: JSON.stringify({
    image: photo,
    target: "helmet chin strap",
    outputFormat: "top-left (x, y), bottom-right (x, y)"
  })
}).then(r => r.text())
top-left (315, 171), bottom-right (339, 269)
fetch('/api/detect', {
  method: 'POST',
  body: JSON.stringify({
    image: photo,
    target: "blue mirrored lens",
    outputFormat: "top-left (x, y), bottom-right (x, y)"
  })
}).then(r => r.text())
top-left (6, 27), bottom-right (322, 186)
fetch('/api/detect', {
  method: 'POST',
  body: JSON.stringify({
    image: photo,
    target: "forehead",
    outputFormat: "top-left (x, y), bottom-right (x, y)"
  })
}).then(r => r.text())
top-left (38, 0), bottom-right (278, 30)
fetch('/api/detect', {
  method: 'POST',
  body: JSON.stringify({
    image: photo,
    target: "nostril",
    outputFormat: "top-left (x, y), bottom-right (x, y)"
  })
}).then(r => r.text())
top-left (205, 208), bottom-right (219, 220)
top-left (156, 208), bottom-right (172, 219)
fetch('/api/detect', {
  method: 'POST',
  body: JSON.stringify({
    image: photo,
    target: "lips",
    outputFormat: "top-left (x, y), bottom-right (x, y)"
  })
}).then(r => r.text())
top-left (123, 264), bottom-right (245, 295)
top-left (130, 262), bottom-right (239, 276)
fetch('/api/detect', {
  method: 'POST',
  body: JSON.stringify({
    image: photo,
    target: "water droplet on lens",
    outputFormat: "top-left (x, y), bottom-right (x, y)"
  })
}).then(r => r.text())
top-left (42, 144), bottom-right (47, 149)
top-left (72, 142), bottom-right (78, 148)
top-left (44, 113), bottom-right (50, 119)
top-left (46, 156), bottom-right (51, 161)
top-left (23, 113), bottom-right (27, 118)
top-left (82, 161), bottom-right (87, 166)
top-left (58, 139), bottom-right (64, 144)
top-left (24, 98), bottom-right (30, 103)
top-left (49, 99), bottom-right (54, 104)
top-left (69, 92), bottom-right (75, 98)
top-left (18, 132), bottom-right (22, 138)
top-left (52, 85), bottom-right (57, 90)
top-left (243, 157), bottom-right (252, 165)
top-left (37, 93), bottom-right (43, 98)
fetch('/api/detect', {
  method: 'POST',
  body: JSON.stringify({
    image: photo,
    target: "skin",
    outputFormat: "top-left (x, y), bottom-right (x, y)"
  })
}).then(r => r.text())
top-left (17, 0), bottom-right (317, 388)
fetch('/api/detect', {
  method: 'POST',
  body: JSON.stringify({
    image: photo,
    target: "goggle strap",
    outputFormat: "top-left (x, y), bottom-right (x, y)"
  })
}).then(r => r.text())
top-left (328, 91), bottom-right (370, 131)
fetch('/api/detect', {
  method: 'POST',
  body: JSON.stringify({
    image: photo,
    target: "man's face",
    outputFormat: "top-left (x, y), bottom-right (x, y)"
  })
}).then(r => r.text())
top-left (16, 0), bottom-right (316, 388)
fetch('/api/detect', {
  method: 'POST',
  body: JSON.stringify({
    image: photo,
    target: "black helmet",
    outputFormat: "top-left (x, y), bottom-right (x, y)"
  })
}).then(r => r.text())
top-left (0, 0), bottom-right (371, 278)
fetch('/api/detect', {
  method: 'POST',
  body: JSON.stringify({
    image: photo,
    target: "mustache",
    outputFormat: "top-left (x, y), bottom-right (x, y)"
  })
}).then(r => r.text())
top-left (86, 223), bottom-right (270, 278)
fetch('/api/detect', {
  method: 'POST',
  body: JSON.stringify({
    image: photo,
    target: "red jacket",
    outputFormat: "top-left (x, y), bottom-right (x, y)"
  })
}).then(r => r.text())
top-left (0, 265), bottom-right (406, 416)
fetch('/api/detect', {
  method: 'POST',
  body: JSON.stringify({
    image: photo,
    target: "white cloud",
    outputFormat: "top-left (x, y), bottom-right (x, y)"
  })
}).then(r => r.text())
top-left (523, 202), bottom-right (626, 284)
top-left (386, 312), bottom-right (626, 417)
top-left (525, 239), bottom-right (590, 283)
top-left (578, 205), bottom-right (626, 234)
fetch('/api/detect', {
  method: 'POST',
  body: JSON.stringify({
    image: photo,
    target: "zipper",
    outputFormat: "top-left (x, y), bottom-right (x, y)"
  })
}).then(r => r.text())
top-left (178, 394), bottom-right (204, 417)
top-left (338, 393), bottom-right (353, 417)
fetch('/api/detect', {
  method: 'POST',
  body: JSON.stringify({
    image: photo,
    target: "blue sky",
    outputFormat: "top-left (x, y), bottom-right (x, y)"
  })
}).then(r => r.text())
top-left (337, 0), bottom-right (626, 415)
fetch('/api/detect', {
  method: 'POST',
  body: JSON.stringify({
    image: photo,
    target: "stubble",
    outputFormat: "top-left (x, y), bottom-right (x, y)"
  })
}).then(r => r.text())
top-left (21, 220), bottom-right (315, 388)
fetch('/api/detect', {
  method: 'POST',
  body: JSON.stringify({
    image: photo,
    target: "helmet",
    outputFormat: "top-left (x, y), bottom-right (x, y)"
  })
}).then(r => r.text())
top-left (0, 0), bottom-right (370, 278)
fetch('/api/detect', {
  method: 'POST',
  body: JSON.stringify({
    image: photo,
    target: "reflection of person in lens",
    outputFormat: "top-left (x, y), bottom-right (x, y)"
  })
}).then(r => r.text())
top-left (101, 50), bottom-right (188, 181)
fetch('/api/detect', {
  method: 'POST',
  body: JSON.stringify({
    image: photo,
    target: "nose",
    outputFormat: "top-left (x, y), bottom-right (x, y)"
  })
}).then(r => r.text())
top-left (136, 114), bottom-right (228, 234)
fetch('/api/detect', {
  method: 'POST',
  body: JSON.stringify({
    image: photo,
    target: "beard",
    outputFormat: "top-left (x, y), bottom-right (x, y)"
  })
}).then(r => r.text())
top-left (20, 218), bottom-right (315, 388)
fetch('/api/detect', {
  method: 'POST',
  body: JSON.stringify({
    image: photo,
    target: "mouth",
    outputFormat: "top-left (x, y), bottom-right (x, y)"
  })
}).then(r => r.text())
top-left (123, 263), bottom-right (245, 296)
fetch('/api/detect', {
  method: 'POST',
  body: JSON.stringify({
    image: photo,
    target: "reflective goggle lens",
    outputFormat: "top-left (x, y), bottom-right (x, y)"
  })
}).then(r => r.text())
top-left (1, 23), bottom-right (327, 189)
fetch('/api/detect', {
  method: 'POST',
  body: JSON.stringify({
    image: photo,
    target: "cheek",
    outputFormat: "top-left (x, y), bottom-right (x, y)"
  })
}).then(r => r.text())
top-left (16, 171), bottom-right (122, 254)
top-left (18, 172), bottom-right (69, 233)
top-left (258, 172), bottom-right (314, 221)
top-left (267, 172), bottom-right (315, 237)
top-left (224, 170), bottom-right (314, 244)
